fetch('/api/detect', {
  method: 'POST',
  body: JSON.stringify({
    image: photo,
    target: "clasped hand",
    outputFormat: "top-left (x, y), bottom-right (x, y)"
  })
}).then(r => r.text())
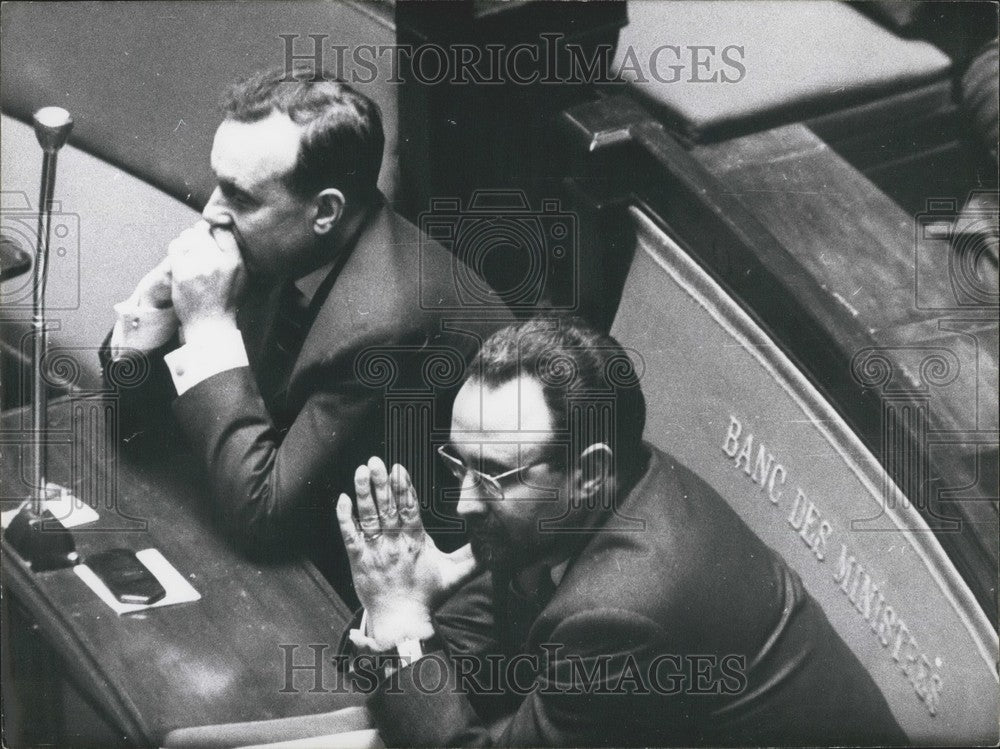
top-left (132, 221), bottom-right (246, 330)
top-left (337, 458), bottom-right (477, 649)
top-left (168, 220), bottom-right (246, 334)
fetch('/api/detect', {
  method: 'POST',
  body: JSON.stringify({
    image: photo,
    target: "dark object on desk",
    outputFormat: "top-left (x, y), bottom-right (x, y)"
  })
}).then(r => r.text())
top-left (2, 399), bottom-right (360, 746)
top-left (4, 506), bottom-right (78, 572)
top-left (0, 233), bottom-right (32, 281)
top-left (86, 548), bottom-right (166, 606)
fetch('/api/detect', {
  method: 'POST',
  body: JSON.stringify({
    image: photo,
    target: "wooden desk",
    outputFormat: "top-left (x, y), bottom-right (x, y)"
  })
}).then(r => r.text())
top-left (1, 396), bottom-right (361, 746)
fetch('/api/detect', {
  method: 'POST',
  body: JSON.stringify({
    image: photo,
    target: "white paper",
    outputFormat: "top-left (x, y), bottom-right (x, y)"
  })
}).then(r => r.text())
top-left (0, 484), bottom-right (100, 529)
top-left (73, 548), bottom-right (201, 615)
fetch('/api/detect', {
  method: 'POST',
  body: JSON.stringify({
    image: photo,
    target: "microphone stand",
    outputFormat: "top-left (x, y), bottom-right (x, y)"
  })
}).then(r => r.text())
top-left (5, 107), bottom-right (80, 571)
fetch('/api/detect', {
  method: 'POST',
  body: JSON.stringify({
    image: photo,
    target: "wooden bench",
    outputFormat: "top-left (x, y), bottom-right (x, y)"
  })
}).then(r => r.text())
top-left (563, 93), bottom-right (998, 743)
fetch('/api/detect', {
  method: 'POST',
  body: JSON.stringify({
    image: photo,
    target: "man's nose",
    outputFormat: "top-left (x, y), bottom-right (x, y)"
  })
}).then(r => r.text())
top-left (455, 474), bottom-right (488, 517)
top-left (201, 187), bottom-right (230, 226)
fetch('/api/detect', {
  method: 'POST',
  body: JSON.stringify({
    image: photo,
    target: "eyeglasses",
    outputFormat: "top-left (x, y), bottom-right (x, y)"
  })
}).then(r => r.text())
top-left (437, 444), bottom-right (549, 501)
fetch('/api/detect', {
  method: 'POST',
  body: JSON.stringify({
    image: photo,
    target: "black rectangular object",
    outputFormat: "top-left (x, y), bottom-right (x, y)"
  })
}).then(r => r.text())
top-left (86, 549), bottom-right (165, 606)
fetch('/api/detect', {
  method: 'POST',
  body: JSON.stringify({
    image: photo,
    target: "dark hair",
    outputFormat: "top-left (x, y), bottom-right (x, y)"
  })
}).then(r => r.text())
top-left (222, 68), bottom-right (384, 204)
top-left (468, 317), bottom-right (646, 480)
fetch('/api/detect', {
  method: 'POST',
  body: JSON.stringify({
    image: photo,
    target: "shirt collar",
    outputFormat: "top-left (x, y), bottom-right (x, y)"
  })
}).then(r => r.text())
top-left (292, 193), bottom-right (385, 306)
top-left (293, 260), bottom-right (336, 306)
top-left (514, 555), bottom-right (572, 600)
top-left (549, 559), bottom-right (570, 587)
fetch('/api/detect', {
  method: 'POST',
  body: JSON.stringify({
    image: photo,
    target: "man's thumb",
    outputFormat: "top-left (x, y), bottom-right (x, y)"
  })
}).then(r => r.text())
top-left (210, 226), bottom-right (241, 259)
top-left (445, 544), bottom-right (478, 586)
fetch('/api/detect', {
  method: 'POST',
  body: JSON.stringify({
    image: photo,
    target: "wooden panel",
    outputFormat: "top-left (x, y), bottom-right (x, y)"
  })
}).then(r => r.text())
top-left (692, 124), bottom-right (998, 611)
top-left (611, 208), bottom-right (998, 744)
top-left (561, 95), bottom-right (997, 623)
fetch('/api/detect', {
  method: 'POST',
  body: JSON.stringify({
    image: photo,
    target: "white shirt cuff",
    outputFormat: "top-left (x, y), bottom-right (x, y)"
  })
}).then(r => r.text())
top-left (348, 610), bottom-right (381, 652)
top-left (163, 322), bottom-right (249, 396)
top-left (111, 301), bottom-right (179, 356)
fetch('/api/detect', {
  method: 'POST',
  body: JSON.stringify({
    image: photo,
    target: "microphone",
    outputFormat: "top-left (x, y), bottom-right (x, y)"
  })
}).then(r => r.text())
top-left (33, 106), bottom-right (74, 152)
top-left (31, 106), bottom-right (74, 508)
top-left (4, 107), bottom-right (79, 571)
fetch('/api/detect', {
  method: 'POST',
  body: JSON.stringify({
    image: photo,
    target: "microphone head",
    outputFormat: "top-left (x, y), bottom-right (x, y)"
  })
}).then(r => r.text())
top-left (33, 107), bottom-right (74, 152)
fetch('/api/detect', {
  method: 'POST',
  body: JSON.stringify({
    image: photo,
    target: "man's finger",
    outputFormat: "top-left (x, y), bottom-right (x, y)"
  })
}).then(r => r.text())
top-left (167, 236), bottom-right (187, 261)
top-left (210, 225), bottom-right (242, 261)
top-left (444, 543), bottom-right (478, 587)
top-left (182, 224), bottom-right (209, 245)
top-left (354, 464), bottom-right (380, 537)
top-left (167, 229), bottom-right (207, 267)
top-left (336, 493), bottom-right (363, 559)
top-left (368, 457), bottom-right (398, 529)
top-left (169, 224), bottom-right (215, 262)
top-left (390, 463), bottom-right (423, 534)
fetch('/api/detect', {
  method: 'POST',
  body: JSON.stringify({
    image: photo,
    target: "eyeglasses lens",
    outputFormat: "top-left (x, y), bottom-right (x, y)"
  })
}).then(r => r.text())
top-left (439, 446), bottom-right (505, 500)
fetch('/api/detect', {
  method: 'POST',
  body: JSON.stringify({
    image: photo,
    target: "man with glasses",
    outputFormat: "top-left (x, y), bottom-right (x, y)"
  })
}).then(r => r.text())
top-left (336, 317), bottom-right (906, 746)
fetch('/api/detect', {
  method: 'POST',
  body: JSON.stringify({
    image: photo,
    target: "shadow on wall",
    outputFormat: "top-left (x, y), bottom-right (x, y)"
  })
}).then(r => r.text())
top-left (0, 1), bottom-right (400, 209)
top-left (0, 1), bottom-right (399, 400)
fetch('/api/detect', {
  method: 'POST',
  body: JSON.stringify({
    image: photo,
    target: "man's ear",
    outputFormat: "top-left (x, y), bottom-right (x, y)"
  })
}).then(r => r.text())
top-left (313, 188), bottom-right (345, 235)
top-left (576, 442), bottom-right (613, 500)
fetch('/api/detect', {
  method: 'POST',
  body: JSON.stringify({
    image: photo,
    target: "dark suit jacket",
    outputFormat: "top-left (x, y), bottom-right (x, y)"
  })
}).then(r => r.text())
top-left (102, 200), bottom-right (511, 600)
top-left (367, 444), bottom-right (908, 746)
